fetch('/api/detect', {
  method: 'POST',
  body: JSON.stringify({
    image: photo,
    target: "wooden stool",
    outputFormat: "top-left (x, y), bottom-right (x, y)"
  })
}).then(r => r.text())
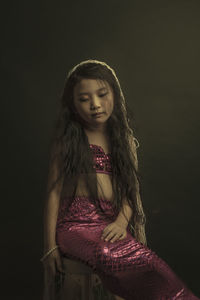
top-left (59, 257), bottom-right (115, 300)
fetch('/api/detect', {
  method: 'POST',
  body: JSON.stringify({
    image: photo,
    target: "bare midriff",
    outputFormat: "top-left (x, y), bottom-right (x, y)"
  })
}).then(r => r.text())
top-left (61, 144), bottom-right (114, 202)
top-left (74, 172), bottom-right (114, 202)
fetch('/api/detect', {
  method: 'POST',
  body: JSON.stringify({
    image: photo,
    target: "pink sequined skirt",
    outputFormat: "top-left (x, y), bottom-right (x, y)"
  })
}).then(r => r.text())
top-left (56, 196), bottom-right (199, 300)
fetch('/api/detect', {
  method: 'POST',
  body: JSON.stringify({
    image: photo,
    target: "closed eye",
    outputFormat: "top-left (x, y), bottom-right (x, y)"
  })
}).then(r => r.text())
top-left (79, 92), bottom-right (108, 102)
top-left (99, 92), bottom-right (108, 97)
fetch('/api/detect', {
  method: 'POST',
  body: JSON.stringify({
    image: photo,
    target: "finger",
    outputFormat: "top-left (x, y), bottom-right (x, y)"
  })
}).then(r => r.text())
top-left (56, 257), bottom-right (65, 274)
top-left (118, 232), bottom-right (126, 240)
top-left (101, 229), bottom-right (112, 240)
top-left (46, 273), bottom-right (56, 295)
top-left (101, 226), bottom-right (111, 239)
top-left (110, 235), bottom-right (121, 243)
top-left (111, 231), bottom-right (124, 243)
top-left (47, 260), bottom-right (56, 277)
top-left (104, 231), bottom-right (117, 242)
top-left (45, 268), bottom-right (55, 287)
top-left (118, 234), bottom-right (124, 240)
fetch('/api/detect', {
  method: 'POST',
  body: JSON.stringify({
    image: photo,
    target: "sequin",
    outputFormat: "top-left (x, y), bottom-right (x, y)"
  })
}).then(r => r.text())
top-left (55, 145), bottom-right (199, 299)
top-left (89, 143), bottom-right (112, 175)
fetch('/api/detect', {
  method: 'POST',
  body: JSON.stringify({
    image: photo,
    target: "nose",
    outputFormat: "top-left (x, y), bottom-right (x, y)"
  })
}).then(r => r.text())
top-left (90, 95), bottom-right (101, 111)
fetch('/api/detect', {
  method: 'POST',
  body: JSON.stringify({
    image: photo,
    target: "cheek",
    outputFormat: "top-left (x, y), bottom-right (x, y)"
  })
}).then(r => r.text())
top-left (108, 99), bottom-right (114, 113)
top-left (76, 104), bottom-right (87, 115)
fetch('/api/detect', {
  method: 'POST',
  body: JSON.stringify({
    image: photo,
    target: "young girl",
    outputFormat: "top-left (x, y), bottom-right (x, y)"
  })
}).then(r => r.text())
top-left (41, 59), bottom-right (199, 300)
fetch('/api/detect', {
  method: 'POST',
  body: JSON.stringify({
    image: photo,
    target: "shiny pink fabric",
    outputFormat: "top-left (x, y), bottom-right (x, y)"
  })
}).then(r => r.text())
top-left (89, 143), bottom-right (112, 175)
top-left (56, 195), bottom-right (199, 299)
top-left (56, 144), bottom-right (199, 299)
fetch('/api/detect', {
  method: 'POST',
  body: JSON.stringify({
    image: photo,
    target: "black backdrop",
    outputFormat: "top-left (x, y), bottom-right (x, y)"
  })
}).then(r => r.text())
top-left (1, 0), bottom-right (200, 299)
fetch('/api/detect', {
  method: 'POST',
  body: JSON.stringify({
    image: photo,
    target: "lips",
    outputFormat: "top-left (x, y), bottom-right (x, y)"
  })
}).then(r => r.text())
top-left (91, 112), bottom-right (104, 116)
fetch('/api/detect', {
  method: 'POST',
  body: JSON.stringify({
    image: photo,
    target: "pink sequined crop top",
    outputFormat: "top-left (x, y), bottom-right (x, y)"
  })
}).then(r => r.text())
top-left (89, 144), bottom-right (112, 175)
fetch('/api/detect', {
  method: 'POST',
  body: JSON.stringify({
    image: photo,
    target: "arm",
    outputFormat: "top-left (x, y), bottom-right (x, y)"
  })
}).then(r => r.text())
top-left (43, 191), bottom-right (61, 253)
top-left (43, 149), bottom-right (64, 254)
top-left (115, 198), bottom-right (133, 229)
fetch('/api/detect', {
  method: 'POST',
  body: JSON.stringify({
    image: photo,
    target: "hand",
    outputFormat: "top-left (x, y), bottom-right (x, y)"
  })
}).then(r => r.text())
top-left (42, 248), bottom-right (65, 297)
top-left (42, 248), bottom-right (65, 283)
top-left (101, 221), bottom-right (127, 243)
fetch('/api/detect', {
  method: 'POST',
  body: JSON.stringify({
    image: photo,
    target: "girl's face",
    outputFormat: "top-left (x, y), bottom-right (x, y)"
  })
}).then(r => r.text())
top-left (73, 78), bottom-right (114, 131)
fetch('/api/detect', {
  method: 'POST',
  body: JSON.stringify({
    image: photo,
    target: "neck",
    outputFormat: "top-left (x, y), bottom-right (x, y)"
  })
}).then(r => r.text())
top-left (84, 128), bottom-right (107, 137)
top-left (83, 123), bottom-right (107, 134)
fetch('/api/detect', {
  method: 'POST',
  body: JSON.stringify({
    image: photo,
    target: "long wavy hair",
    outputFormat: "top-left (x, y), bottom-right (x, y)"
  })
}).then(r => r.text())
top-left (45, 59), bottom-right (147, 245)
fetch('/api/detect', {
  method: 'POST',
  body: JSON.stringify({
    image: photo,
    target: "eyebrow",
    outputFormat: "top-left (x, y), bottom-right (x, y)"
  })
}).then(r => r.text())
top-left (78, 87), bottom-right (108, 96)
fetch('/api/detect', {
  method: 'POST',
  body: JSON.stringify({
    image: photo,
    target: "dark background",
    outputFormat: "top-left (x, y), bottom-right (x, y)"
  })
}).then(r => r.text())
top-left (1, 0), bottom-right (200, 299)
